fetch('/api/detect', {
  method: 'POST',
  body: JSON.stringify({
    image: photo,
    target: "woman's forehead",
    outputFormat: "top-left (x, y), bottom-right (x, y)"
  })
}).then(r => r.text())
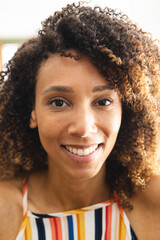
top-left (35, 53), bottom-right (117, 95)
top-left (37, 53), bottom-right (103, 80)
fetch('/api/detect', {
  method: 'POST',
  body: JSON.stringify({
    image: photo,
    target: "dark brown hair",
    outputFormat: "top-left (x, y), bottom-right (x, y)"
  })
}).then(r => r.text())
top-left (0, 2), bottom-right (160, 208)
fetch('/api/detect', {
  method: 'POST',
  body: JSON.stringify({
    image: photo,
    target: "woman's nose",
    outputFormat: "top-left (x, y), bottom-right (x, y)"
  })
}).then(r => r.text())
top-left (67, 108), bottom-right (98, 138)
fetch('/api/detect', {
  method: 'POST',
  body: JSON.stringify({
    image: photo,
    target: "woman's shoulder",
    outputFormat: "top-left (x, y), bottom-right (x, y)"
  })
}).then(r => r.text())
top-left (0, 177), bottom-right (24, 206)
top-left (0, 176), bottom-right (23, 189)
top-left (126, 174), bottom-right (160, 239)
top-left (0, 177), bottom-right (24, 240)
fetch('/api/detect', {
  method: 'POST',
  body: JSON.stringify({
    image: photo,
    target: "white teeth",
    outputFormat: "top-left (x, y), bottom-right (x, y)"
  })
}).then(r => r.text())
top-left (65, 144), bottom-right (99, 156)
top-left (84, 148), bottom-right (90, 155)
top-left (78, 149), bottom-right (84, 156)
top-left (73, 148), bottom-right (77, 154)
top-left (89, 146), bottom-right (94, 153)
top-left (69, 146), bottom-right (72, 152)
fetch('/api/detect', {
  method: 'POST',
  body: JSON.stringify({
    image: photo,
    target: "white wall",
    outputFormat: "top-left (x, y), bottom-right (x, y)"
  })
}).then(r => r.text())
top-left (102, 0), bottom-right (160, 40)
top-left (0, 0), bottom-right (160, 40)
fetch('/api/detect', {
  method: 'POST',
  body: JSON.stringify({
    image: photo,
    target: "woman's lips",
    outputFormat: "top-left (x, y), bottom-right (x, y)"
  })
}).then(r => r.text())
top-left (61, 144), bottom-right (102, 163)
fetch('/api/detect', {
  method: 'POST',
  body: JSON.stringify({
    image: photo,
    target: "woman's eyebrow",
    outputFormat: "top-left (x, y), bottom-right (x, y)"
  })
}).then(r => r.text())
top-left (42, 85), bottom-right (114, 95)
top-left (42, 86), bottom-right (74, 95)
top-left (92, 85), bottom-right (114, 92)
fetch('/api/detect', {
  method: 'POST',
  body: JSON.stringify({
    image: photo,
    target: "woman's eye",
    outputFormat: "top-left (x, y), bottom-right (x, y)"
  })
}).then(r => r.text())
top-left (50, 99), bottom-right (68, 107)
top-left (97, 99), bottom-right (112, 106)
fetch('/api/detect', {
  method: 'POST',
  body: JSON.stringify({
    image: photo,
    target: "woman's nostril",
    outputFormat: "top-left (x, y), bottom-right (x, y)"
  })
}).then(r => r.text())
top-left (67, 122), bottom-right (97, 137)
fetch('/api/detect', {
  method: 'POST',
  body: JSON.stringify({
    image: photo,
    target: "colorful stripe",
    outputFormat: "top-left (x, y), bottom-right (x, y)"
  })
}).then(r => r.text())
top-left (76, 212), bottom-right (85, 240)
top-left (67, 216), bottom-right (74, 240)
top-left (104, 203), bottom-right (112, 239)
top-left (36, 218), bottom-right (46, 240)
top-left (16, 181), bottom-right (138, 240)
top-left (95, 208), bottom-right (102, 239)
top-left (25, 217), bottom-right (32, 239)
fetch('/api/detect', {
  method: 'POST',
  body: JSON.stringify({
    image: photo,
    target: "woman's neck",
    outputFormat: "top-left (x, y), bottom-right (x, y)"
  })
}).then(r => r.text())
top-left (28, 165), bottom-right (110, 213)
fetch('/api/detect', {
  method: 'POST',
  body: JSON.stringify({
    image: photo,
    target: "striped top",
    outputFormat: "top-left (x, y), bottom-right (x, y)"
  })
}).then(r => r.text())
top-left (16, 181), bottom-right (138, 240)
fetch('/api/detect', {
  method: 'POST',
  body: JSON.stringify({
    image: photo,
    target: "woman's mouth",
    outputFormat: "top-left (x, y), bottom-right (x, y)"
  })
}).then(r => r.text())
top-left (61, 144), bottom-right (102, 163)
top-left (63, 144), bottom-right (100, 156)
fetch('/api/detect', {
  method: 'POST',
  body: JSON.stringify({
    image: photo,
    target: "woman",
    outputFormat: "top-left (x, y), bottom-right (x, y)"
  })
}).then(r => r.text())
top-left (0, 2), bottom-right (160, 240)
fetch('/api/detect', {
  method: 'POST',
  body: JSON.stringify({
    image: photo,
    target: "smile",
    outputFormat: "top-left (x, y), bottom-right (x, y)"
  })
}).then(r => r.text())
top-left (64, 144), bottom-right (99, 156)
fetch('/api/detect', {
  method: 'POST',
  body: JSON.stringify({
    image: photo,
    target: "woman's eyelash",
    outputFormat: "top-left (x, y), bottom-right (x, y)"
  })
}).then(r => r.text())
top-left (95, 98), bottom-right (113, 106)
top-left (48, 98), bottom-right (69, 107)
top-left (47, 97), bottom-right (113, 108)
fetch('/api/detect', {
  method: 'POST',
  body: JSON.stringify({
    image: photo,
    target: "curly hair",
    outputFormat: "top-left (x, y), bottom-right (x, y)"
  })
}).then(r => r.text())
top-left (0, 2), bottom-right (160, 208)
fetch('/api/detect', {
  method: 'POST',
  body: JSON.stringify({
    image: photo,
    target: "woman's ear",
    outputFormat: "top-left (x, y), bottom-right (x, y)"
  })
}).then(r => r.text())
top-left (29, 110), bottom-right (37, 128)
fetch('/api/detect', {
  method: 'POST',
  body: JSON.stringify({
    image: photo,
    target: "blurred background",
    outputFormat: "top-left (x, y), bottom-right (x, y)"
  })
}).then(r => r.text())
top-left (0, 0), bottom-right (160, 70)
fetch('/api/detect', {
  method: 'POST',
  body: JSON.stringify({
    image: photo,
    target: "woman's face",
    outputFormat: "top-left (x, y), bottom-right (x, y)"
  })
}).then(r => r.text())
top-left (30, 53), bottom-right (122, 180)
